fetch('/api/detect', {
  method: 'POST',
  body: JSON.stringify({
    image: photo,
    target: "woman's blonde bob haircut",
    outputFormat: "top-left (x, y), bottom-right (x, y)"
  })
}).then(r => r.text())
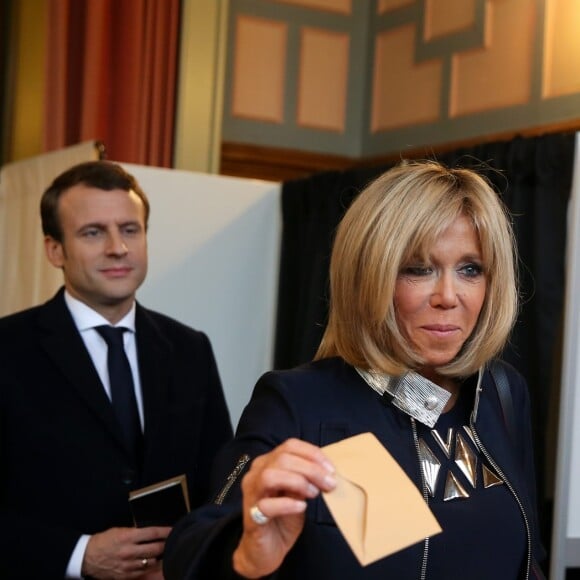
top-left (315, 159), bottom-right (518, 378)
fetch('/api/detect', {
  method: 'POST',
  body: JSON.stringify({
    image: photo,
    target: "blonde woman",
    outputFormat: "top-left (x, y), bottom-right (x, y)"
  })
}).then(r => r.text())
top-left (165, 161), bottom-right (543, 580)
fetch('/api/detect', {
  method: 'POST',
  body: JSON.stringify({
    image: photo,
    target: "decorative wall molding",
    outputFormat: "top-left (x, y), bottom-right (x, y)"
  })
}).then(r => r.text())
top-left (221, 119), bottom-right (580, 181)
top-left (220, 141), bottom-right (356, 181)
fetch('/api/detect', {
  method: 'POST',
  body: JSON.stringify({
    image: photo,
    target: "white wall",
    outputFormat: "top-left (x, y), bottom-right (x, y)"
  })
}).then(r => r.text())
top-left (123, 163), bottom-right (281, 428)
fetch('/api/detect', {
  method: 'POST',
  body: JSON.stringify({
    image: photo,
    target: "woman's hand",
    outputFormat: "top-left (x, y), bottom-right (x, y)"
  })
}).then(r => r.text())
top-left (232, 438), bottom-right (336, 578)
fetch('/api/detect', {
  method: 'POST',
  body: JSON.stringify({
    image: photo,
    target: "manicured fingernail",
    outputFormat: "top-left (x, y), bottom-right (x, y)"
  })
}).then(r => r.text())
top-left (322, 460), bottom-right (335, 474)
top-left (307, 483), bottom-right (319, 497)
top-left (324, 474), bottom-right (336, 488)
top-left (294, 500), bottom-right (307, 512)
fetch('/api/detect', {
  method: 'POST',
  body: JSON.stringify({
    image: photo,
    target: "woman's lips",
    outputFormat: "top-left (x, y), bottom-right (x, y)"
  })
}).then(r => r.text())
top-left (421, 325), bottom-right (460, 336)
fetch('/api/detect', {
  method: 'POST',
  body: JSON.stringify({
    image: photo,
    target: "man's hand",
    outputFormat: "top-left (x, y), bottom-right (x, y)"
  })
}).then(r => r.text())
top-left (140, 570), bottom-right (164, 580)
top-left (81, 526), bottom-right (171, 579)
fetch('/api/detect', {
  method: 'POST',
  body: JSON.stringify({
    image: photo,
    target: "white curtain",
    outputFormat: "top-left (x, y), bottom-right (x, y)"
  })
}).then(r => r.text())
top-left (0, 141), bottom-right (100, 316)
top-left (552, 132), bottom-right (580, 579)
top-left (124, 162), bottom-right (281, 427)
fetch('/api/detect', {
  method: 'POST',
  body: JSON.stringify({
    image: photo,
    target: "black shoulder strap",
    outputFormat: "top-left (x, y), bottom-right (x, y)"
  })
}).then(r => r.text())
top-left (489, 360), bottom-right (516, 444)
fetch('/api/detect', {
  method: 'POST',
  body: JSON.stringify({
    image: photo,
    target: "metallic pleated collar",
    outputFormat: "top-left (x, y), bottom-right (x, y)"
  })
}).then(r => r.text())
top-left (355, 367), bottom-right (468, 428)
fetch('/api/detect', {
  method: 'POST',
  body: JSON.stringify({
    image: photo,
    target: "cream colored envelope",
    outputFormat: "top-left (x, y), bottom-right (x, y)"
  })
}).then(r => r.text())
top-left (322, 432), bottom-right (442, 566)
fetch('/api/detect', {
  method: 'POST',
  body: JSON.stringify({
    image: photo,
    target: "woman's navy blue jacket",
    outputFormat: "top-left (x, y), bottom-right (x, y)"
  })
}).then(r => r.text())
top-left (164, 357), bottom-right (544, 579)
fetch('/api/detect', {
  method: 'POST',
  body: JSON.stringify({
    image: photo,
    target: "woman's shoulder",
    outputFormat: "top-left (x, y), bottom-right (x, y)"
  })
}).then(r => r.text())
top-left (484, 358), bottom-right (531, 413)
top-left (486, 359), bottom-right (527, 389)
top-left (249, 357), bottom-right (369, 411)
top-left (259, 357), bottom-right (356, 390)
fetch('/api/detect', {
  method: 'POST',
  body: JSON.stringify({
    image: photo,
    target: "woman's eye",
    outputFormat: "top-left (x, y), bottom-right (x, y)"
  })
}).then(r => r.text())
top-left (460, 263), bottom-right (484, 278)
top-left (401, 265), bottom-right (432, 277)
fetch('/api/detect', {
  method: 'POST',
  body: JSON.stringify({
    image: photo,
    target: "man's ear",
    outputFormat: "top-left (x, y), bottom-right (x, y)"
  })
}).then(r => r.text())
top-left (44, 236), bottom-right (64, 268)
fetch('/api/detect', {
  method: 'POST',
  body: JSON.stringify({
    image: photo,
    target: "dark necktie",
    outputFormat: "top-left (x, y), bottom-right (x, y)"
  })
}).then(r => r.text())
top-left (95, 325), bottom-right (143, 465)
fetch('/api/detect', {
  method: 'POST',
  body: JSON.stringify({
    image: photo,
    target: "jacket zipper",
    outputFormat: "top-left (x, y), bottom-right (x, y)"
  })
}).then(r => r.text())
top-left (411, 417), bottom-right (430, 580)
top-left (407, 366), bottom-right (531, 580)
top-left (470, 424), bottom-right (532, 580)
top-left (214, 453), bottom-right (251, 505)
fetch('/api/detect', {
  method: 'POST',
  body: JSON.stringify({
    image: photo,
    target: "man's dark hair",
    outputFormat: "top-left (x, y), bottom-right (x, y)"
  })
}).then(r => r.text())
top-left (41, 160), bottom-right (150, 241)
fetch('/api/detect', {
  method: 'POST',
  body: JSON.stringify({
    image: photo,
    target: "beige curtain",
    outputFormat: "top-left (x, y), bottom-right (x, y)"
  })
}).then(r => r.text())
top-left (0, 141), bottom-right (100, 316)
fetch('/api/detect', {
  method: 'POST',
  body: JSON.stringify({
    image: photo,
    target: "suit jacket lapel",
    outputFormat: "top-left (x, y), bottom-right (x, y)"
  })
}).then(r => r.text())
top-left (38, 290), bottom-right (127, 453)
top-left (135, 304), bottom-right (172, 465)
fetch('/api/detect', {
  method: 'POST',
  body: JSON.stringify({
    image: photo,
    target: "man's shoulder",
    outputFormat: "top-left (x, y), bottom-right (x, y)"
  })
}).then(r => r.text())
top-left (0, 303), bottom-right (58, 362)
top-left (0, 301), bottom-right (48, 331)
top-left (0, 290), bottom-right (66, 331)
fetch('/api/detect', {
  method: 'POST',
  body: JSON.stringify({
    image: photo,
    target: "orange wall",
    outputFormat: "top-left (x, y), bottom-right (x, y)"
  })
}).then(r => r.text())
top-left (224, 0), bottom-right (580, 157)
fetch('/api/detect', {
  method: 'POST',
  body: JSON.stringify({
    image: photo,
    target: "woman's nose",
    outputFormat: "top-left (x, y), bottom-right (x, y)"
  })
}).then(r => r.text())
top-left (430, 271), bottom-right (458, 308)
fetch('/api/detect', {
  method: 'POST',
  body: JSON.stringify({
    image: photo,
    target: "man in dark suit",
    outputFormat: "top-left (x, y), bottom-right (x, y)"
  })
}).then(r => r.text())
top-left (0, 161), bottom-right (233, 579)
